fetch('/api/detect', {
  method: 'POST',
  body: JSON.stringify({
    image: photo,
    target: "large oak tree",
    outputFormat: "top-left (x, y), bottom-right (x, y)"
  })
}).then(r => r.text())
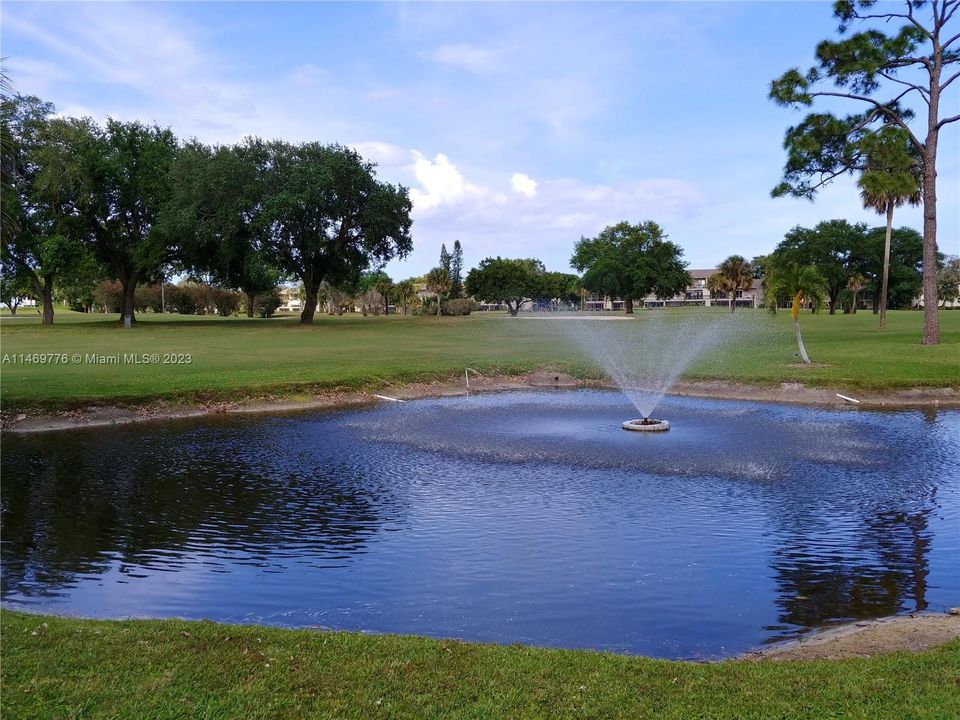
top-left (261, 142), bottom-right (412, 324)
top-left (163, 139), bottom-right (280, 316)
top-left (0, 96), bottom-right (98, 324)
top-left (465, 257), bottom-right (545, 316)
top-left (570, 221), bottom-right (690, 313)
top-left (66, 119), bottom-right (178, 325)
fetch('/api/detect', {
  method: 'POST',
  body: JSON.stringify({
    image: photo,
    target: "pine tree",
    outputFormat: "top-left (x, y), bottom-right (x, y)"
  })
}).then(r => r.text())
top-left (450, 240), bottom-right (464, 298)
top-left (439, 244), bottom-right (451, 274)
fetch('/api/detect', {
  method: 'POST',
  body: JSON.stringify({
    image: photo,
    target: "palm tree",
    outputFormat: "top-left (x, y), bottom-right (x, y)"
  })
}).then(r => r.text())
top-left (765, 263), bottom-right (829, 365)
top-left (857, 127), bottom-right (921, 329)
top-left (394, 279), bottom-right (416, 316)
top-left (373, 278), bottom-right (394, 315)
top-left (424, 266), bottom-right (451, 316)
top-left (707, 255), bottom-right (754, 312)
top-left (576, 287), bottom-right (590, 311)
top-left (846, 272), bottom-right (867, 315)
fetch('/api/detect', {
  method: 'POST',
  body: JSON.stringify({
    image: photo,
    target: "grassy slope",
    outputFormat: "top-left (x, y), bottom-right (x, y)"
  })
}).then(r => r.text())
top-left (2, 611), bottom-right (958, 720)
top-left (0, 309), bottom-right (958, 410)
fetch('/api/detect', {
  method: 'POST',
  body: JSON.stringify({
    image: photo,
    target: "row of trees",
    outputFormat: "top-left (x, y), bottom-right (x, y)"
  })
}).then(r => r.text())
top-left (756, 220), bottom-right (928, 321)
top-left (1, 94), bottom-right (413, 326)
top-left (459, 221), bottom-right (692, 316)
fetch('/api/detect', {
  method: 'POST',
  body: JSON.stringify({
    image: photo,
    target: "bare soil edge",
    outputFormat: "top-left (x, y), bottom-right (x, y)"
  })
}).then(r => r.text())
top-left (738, 611), bottom-right (960, 661)
top-left (2, 371), bottom-right (957, 434)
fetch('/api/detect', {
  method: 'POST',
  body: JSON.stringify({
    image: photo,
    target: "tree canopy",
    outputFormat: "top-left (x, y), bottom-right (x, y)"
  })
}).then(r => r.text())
top-left (465, 257), bottom-right (545, 316)
top-left (852, 225), bottom-right (924, 310)
top-left (64, 118), bottom-right (179, 324)
top-left (261, 142), bottom-right (413, 324)
top-left (771, 220), bottom-right (865, 314)
top-left (163, 139), bottom-right (280, 317)
top-left (0, 96), bottom-right (99, 324)
top-left (570, 221), bottom-right (690, 313)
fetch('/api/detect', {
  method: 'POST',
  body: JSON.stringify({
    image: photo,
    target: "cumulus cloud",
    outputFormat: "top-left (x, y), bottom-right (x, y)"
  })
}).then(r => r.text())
top-left (510, 173), bottom-right (538, 198)
top-left (375, 146), bottom-right (708, 276)
top-left (408, 151), bottom-right (503, 213)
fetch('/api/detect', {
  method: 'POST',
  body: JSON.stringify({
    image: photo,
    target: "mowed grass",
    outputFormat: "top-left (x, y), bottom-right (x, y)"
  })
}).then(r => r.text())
top-left (0, 308), bottom-right (958, 410)
top-left (2, 611), bottom-right (958, 720)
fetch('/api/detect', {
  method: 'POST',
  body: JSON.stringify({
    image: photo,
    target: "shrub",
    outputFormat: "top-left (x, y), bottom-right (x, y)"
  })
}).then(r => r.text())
top-left (255, 288), bottom-right (282, 318)
top-left (92, 280), bottom-right (123, 313)
top-left (442, 298), bottom-right (477, 316)
top-left (135, 284), bottom-right (164, 313)
top-left (211, 287), bottom-right (242, 316)
top-left (414, 296), bottom-right (438, 315)
top-left (166, 284), bottom-right (198, 315)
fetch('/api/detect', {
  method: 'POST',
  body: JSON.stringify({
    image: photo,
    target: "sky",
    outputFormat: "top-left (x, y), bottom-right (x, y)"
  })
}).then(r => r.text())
top-left (2, 1), bottom-right (957, 279)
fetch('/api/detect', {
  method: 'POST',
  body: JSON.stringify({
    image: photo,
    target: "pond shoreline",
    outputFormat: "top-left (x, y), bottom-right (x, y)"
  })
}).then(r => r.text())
top-left (3, 608), bottom-right (958, 661)
top-left (3, 371), bottom-right (958, 434)
top-left (739, 610), bottom-right (960, 661)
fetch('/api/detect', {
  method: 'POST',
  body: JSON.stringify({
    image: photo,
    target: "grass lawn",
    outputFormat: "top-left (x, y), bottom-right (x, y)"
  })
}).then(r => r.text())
top-left (0, 308), bottom-right (958, 410)
top-left (2, 611), bottom-right (957, 720)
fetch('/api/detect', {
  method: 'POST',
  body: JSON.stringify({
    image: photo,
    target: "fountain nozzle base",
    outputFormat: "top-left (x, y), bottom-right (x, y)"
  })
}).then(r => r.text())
top-left (622, 418), bottom-right (670, 432)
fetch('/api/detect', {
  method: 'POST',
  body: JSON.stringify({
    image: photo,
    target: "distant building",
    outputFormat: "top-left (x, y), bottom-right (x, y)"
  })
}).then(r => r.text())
top-left (580, 268), bottom-right (764, 310)
top-left (278, 286), bottom-right (304, 313)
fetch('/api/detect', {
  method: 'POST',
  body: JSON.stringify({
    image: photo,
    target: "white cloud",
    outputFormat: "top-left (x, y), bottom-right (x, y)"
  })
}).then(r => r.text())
top-left (350, 141), bottom-right (413, 168)
top-left (430, 43), bottom-right (498, 73)
top-left (408, 151), bottom-right (501, 212)
top-left (381, 147), bottom-right (707, 276)
top-left (511, 173), bottom-right (538, 198)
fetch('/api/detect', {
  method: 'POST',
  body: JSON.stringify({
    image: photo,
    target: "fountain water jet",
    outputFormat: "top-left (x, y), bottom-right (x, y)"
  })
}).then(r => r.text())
top-left (551, 309), bottom-right (749, 430)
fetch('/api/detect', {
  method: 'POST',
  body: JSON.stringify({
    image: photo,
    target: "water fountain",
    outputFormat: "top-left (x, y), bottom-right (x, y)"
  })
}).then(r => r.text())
top-left (622, 417), bottom-right (670, 432)
top-left (548, 308), bottom-right (749, 430)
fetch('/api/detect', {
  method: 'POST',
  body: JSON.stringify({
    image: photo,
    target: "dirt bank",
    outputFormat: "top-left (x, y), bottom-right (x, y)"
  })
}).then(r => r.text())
top-left (742, 611), bottom-right (960, 661)
top-left (3, 371), bottom-right (957, 434)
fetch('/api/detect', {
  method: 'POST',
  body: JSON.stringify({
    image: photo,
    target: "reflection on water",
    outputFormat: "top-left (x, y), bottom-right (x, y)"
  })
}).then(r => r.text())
top-left (1, 391), bottom-right (957, 659)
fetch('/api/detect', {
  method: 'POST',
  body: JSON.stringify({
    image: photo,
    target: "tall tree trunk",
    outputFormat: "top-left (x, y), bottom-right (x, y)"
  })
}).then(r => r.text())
top-left (41, 284), bottom-right (53, 325)
top-left (851, 289), bottom-right (858, 315)
top-left (624, 297), bottom-right (634, 314)
top-left (300, 283), bottom-right (318, 324)
top-left (118, 270), bottom-right (138, 326)
top-left (30, 273), bottom-right (55, 325)
top-left (794, 319), bottom-right (811, 365)
top-left (880, 201), bottom-right (894, 330)
top-left (921, 61), bottom-right (940, 344)
top-left (245, 290), bottom-right (256, 318)
top-left (730, 293), bottom-right (736, 313)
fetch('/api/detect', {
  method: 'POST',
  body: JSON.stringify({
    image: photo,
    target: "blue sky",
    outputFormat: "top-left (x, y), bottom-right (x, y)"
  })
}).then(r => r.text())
top-left (2, 1), bottom-right (957, 278)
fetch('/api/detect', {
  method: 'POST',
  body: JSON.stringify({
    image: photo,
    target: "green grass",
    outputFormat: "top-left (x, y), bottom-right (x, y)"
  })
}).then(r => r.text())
top-left (2, 611), bottom-right (957, 720)
top-left (1, 309), bottom-right (958, 410)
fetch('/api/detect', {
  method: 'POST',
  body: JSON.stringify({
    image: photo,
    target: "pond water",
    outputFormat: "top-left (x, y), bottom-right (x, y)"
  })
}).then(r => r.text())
top-left (2, 391), bottom-right (958, 659)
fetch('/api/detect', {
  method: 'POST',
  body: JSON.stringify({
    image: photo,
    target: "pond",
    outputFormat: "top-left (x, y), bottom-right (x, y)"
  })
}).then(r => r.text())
top-left (2, 390), bottom-right (957, 659)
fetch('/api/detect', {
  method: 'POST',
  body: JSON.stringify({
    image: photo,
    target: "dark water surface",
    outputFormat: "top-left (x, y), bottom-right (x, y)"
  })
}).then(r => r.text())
top-left (2, 391), bottom-right (958, 659)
